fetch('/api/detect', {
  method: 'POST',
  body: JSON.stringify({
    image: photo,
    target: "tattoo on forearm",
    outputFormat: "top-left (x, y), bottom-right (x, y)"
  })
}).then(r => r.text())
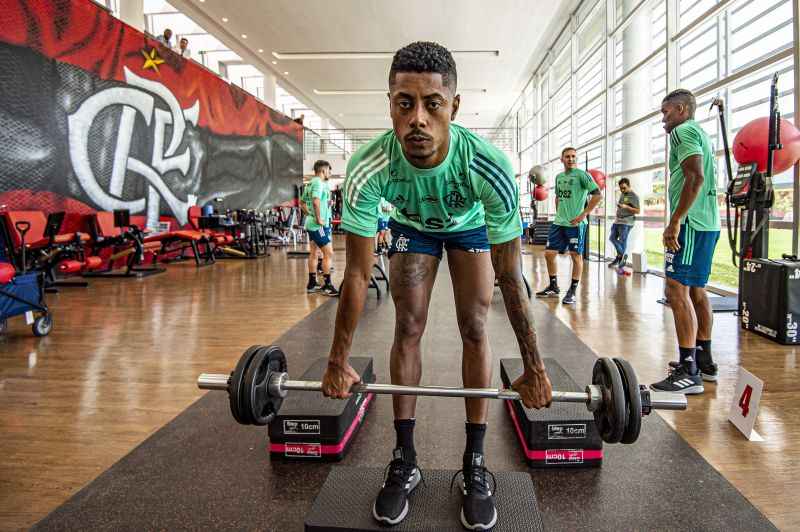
top-left (491, 241), bottom-right (542, 371)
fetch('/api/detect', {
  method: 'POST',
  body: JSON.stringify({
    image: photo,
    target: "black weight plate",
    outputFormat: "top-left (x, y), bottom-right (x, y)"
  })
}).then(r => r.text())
top-left (592, 357), bottom-right (626, 444)
top-left (229, 345), bottom-right (263, 425)
top-left (614, 358), bottom-right (642, 444)
top-left (246, 345), bottom-right (288, 426)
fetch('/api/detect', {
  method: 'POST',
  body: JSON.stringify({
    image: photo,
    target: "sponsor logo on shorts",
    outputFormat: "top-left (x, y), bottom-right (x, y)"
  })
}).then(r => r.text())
top-left (283, 419), bottom-right (321, 435)
top-left (422, 195), bottom-right (439, 204)
top-left (285, 442), bottom-right (321, 458)
top-left (548, 423), bottom-right (587, 440)
top-left (395, 235), bottom-right (409, 252)
top-left (791, 268), bottom-right (800, 280)
top-left (569, 238), bottom-right (578, 244)
top-left (545, 449), bottom-right (584, 464)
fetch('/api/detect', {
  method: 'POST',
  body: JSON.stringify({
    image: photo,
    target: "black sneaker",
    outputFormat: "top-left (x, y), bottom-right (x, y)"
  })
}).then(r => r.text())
top-left (451, 453), bottom-right (497, 531)
top-left (651, 363), bottom-right (704, 394)
top-left (306, 281), bottom-right (318, 293)
top-left (608, 255), bottom-right (621, 267)
top-left (669, 360), bottom-right (718, 382)
top-left (373, 448), bottom-right (422, 526)
top-left (320, 283), bottom-right (339, 297)
top-left (535, 285), bottom-right (560, 298)
top-left (562, 289), bottom-right (576, 305)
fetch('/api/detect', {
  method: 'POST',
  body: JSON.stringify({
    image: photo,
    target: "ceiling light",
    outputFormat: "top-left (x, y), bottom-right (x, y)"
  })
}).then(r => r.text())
top-left (271, 60), bottom-right (277, 64)
top-left (199, 0), bottom-right (205, 2)
top-left (258, 49), bottom-right (264, 53)
top-left (273, 50), bottom-right (499, 60)
top-left (222, 17), bottom-right (228, 22)
top-left (283, 71), bottom-right (289, 75)
top-left (241, 34), bottom-right (247, 39)
top-left (314, 88), bottom-right (487, 96)
top-left (338, 113), bottom-right (344, 117)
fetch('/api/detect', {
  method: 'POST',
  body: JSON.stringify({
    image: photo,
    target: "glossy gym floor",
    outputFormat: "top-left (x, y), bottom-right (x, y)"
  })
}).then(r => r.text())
top-left (1, 238), bottom-right (797, 530)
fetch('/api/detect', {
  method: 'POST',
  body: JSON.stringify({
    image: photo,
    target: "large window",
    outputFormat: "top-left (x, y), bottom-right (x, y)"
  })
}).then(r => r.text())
top-left (502, 0), bottom-right (798, 290)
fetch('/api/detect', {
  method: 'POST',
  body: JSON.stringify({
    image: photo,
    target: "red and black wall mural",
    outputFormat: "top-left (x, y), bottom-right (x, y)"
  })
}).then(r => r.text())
top-left (0, 0), bottom-right (303, 227)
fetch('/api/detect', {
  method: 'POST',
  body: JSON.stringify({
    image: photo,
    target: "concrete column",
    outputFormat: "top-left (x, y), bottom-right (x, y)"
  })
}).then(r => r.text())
top-left (262, 71), bottom-right (277, 110)
top-left (118, 0), bottom-right (144, 32)
top-left (619, 0), bottom-right (653, 256)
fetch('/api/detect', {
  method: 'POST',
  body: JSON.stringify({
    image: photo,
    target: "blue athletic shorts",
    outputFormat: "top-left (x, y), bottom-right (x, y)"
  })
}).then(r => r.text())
top-left (387, 220), bottom-right (490, 259)
top-left (665, 224), bottom-right (720, 287)
top-left (308, 226), bottom-right (331, 247)
top-left (377, 219), bottom-right (389, 232)
top-left (545, 224), bottom-right (585, 254)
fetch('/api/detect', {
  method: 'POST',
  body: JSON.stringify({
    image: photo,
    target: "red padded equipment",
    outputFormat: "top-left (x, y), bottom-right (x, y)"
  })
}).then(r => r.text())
top-left (0, 262), bottom-right (15, 285)
top-left (533, 185), bottom-right (548, 201)
top-left (57, 260), bottom-right (83, 274)
top-left (3, 211), bottom-right (47, 248)
top-left (83, 256), bottom-right (103, 270)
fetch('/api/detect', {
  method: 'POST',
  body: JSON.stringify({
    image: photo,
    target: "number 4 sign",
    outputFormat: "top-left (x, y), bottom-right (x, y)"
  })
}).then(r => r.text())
top-left (728, 367), bottom-right (765, 441)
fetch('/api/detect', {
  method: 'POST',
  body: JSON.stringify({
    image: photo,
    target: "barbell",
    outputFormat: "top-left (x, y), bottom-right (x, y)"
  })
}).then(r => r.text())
top-left (196, 345), bottom-right (687, 444)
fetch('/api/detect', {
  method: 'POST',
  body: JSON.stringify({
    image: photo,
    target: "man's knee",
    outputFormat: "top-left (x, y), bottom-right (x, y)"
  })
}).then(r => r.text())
top-left (666, 279), bottom-right (689, 303)
top-left (395, 313), bottom-right (427, 344)
top-left (458, 313), bottom-right (488, 347)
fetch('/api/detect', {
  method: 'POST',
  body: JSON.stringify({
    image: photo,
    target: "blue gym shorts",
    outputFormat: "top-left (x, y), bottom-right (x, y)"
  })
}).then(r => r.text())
top-left (387, 220), bottom-right (490, 259)
top-left (665, 224), bottom-right (720, 287)
top-left (545, 224), bottom-right (586, 254)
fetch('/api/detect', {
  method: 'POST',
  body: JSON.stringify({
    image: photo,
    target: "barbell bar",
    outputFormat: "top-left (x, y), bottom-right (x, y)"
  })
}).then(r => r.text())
top-left (196, 345), bottom-right (687, 444)
top-left (197, 373), bottom-right (686, 412)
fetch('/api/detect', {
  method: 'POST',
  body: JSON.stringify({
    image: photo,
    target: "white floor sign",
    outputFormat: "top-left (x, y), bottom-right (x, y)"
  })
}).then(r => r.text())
top-left (728, 367), bottom-right (765, 441)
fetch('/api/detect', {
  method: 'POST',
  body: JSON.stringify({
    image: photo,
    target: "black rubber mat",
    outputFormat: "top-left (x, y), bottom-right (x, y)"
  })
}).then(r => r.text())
top-left (304, 467), bottom-right (543, 531)
top-left (710, 295), bottom-right (738, 312)
top-left (32, 264), bottom-right (777, 531)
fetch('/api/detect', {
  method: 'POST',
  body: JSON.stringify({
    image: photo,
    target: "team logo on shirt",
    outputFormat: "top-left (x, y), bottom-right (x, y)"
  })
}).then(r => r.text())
top-left (444, 190), bottom-right (465, 208)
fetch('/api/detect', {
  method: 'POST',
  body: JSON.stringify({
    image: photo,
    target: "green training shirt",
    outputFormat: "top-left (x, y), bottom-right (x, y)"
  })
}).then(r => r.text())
top-left (341, 124), bottom-right (522, 244)
top-left (304, 177), bottom-right (330, 231)
top-left (668, 119), bottom-right (720, 231)
top-left (553, 168), bottom-right (599, 227)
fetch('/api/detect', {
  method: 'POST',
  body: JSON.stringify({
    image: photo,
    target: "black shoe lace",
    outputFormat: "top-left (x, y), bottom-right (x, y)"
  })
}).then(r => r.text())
top-left (383, 458), bottom-right (422, 490)
top-left (449, 465), bottom-right (497, 498)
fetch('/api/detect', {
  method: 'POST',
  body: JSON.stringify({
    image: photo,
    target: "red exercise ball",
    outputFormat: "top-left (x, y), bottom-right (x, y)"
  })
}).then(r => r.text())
top-left (588, 168), bottom-right (607, 190)
top-left (533, 185), bottom-right (548, 201)
top-left (733, 117), bottom-right (800, 174)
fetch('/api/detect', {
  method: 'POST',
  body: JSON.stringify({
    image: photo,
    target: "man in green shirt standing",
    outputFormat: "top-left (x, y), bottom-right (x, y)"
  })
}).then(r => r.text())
top-left (303, 160), bottom-right (338, 296)
top-left (319, 41), bottom-right (552, 530)
top-left (651, 89), bottom-right (720, 394)
top-left (535, 147), bottom-right (602, 304)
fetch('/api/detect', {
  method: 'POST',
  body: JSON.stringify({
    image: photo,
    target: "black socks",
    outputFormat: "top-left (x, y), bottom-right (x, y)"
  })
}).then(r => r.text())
top-left (308, 273), bottom-right (316, 284)
top-left (679, 346), bottom-right (698, 375)
top-left (323, 273), bottom-right (332, 286)
top-left (696, 339), bottom-right (713, 366)
top-left (549, 275), bottom-right (557, 287)
top-left (465, 422), bottom-right (487, 456)
top-left (569, 279), bottom-right (579, 292)
top-left (394, 419), bottom-right (416, 457)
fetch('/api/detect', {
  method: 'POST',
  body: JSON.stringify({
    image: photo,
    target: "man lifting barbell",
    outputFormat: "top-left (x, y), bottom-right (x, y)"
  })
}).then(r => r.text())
top-left (317, 41), bottom-right (551, 530)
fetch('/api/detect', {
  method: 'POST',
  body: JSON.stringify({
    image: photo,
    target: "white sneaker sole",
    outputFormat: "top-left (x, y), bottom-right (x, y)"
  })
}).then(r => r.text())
top-left (701, 373), bottom-right (718, 382)
top-left (536, 293), bottom-right (560, 298)
top-left (372, 468), bottom-right (421, 526)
